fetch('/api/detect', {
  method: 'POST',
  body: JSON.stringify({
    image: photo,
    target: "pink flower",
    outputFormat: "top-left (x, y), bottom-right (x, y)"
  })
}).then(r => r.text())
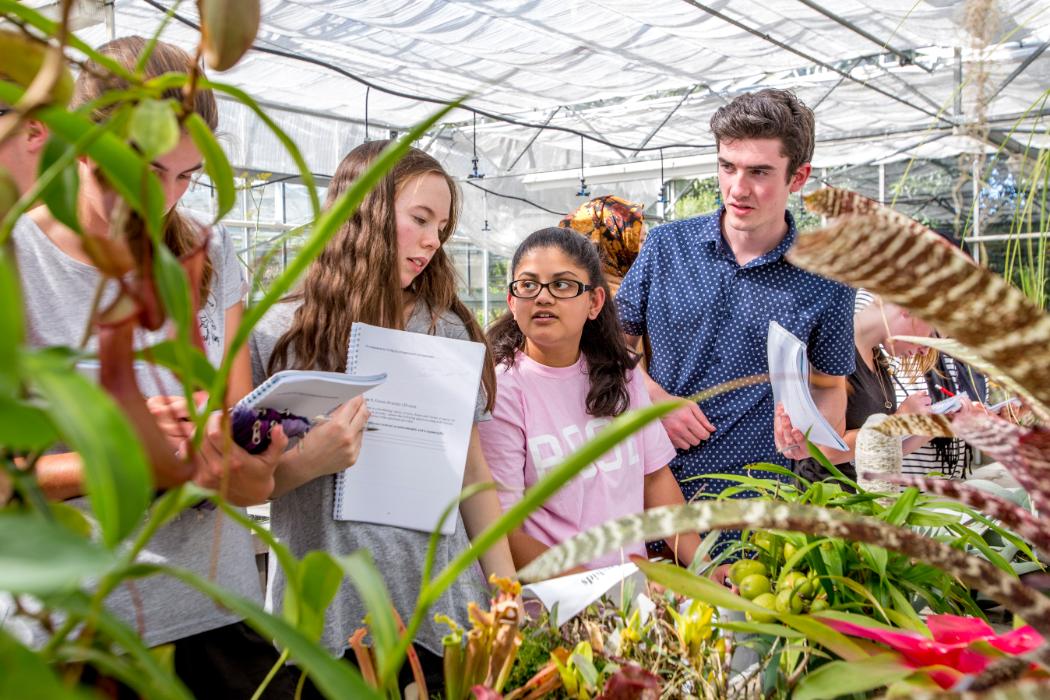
top-left (821, 614), bottom-right (1043, 689)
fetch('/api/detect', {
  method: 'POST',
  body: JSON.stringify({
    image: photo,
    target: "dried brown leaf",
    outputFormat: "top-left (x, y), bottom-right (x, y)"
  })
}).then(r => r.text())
top-left (871, 413), bottom-right (955, 438)
top-left (787, 188), bottom-right (1050, 419)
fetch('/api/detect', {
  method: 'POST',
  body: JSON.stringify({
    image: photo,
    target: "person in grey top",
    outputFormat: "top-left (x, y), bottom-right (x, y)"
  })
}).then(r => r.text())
top-left (251, 140), bottom-right (515, 695)
top-left (6, 37), bottom-right (291, 698)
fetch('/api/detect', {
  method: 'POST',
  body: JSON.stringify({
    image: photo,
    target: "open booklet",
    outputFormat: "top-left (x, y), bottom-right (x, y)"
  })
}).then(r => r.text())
top-left (767, 321), bottom-right (849, 452)
top-left (333, 322), bottom-right (486, 535)
top-left (237, 369), bottom-right (387, 417)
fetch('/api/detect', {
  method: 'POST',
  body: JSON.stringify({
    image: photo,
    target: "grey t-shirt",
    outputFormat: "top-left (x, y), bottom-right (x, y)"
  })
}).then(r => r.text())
top-left (250, 301), bottom-right (490, 656)
top-left (12, 215), bottom-right (260, 647)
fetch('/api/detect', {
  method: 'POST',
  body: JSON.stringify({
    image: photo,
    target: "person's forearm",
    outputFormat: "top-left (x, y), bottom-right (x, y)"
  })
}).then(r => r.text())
top-left (462, 429), bottom-right (516, 580)
top-left (270, 449), bottom-right (316, 499)
top-left (643, 468), bottom-right (701, 565)
top-left (902, 434), bottom-right (933, 455)
top-left (507, 529), bottom-right (586, 575)
top-left (29, 453), bottom-right (86, 501)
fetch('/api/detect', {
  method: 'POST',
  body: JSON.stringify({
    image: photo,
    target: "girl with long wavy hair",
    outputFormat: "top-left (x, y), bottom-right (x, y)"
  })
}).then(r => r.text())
top-left (250, 140), bottom-right (513, 693)
top-left (479, 227), bottom-right (699, 572)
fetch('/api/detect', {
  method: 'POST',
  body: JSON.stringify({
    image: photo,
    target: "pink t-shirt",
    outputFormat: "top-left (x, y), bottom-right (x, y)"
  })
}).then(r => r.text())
top-left (479, 351), bottom-right (676, 569)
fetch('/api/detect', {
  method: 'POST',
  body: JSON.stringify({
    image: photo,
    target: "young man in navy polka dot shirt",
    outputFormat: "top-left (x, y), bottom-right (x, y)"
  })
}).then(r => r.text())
top-left (616, 88), bottom-right (856, 523)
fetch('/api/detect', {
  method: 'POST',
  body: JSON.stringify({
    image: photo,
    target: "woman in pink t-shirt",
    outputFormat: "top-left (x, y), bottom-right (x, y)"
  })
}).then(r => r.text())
top-left (479, 227), bottom-right (700, 571)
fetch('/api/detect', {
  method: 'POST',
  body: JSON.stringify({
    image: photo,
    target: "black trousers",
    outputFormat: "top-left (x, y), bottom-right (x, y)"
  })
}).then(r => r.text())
top-left (81, 620), bottom-right (295, 699)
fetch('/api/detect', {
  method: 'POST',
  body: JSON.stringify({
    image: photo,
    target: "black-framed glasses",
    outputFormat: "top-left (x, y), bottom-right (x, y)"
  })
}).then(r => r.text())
top-left (509, 278), bottom-right (594, 299)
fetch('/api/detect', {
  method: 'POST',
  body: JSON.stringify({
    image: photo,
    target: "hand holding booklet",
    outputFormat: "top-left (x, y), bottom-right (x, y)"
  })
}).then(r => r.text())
top-left (767, 321), bottom-right (849, 452)
top-left (333, 322), bottom-right (486, 535)
top-left (237, 369), bottom-right (387, 417)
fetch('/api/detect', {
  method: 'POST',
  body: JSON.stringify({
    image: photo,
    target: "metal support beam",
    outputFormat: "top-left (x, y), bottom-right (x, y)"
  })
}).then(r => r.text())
top-left (971, 156), bottom-right (981, 265)
top-left (878, 163), bottom-right (886, 204)
top-left (569, 107), bottom-right (626, 160)
top-left (810, 58), bottom-right (860, 110)
top-left (506, 107), bottom-right (560, 172)
top-left (679, 0), bottom-right (954, 127)
top-left (795, 0), bottom-right (933, 72)
top-left (631, 86), bottom-right (697, 156)
top-left (954, 47), bottom-right (963, 118)
top-left (988, 40), bottom-right (1050, 103)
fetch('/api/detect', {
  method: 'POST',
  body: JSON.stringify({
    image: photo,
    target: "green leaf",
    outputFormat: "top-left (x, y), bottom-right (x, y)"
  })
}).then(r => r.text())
top-left (38, 135), bottom-right (81, 234)
top-left (184, 112), bottom-right (235, 221)
top-left (779, 614), bottom-right (871, 662)
top-left (882, 487), bottom-right (919, 526)
top-left (0, 397), bottom-right (59, 451)
top-left (129, 99), bottom-right (180, 161)
top-left (24, 350), bottom-right (152, 547)
top-left (634, 558), bottom-right (769, 616)
top-left (338, 550), bottom-right (399, 678)
top-left (0, 628), bottom-right (93, 699)
top-left (859, 543), bottom-right (889, 579)
top-left (715, 620), bottom-right (805, 638)
top-left (0, 512), bottom-right (114, 594)
top-left (141, 563), bottom-right (381, 700)
top-left (295, 551), bottom-right (344, 641)
top-left (0, 251), bottom-right (23, 395)
top-left (137, 341), bottom-right (217, 390)
top-left (793, 654), bottom-right (913, 700)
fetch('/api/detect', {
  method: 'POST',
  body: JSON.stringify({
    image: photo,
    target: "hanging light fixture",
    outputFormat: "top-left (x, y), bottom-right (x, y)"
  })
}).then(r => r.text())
top-left (468, 112), bottom-right (485, 179)
top-left (363, 86), bottom-right (370, 142)
top-left (658, 148), bottom-right (668, 205)
top-left (576, 135), bottom-right (590, 197)
top-left (481, 190), bottom-right (491, 232)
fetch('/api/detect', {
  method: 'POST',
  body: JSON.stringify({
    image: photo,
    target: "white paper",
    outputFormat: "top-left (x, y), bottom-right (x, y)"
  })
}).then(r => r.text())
top-left (767, 321), bottom-right (849, 451)
top-left (522, 563), bottom-right (642, 627)
top-left (239, 369), bottom-right (386, 417)
top-left (334, 323), bottom-right (485, 535)
top-left (930, 391), bottom-right (970, 415)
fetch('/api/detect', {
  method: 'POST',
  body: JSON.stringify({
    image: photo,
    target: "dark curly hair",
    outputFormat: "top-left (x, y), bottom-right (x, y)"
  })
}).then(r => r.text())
top-left (488, 227), bottom-right (636, 417)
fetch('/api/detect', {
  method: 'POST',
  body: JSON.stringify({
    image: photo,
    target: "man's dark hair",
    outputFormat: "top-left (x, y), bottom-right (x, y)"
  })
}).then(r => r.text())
top-left (710, 88), bottom-right (815, 181)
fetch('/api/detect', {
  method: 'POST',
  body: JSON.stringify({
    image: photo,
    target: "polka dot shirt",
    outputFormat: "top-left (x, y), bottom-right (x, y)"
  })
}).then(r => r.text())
top-left (616, 208), bottom-right (856, 501)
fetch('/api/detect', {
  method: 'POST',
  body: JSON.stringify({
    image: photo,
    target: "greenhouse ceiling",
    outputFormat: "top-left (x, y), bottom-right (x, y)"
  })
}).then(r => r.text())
top-left (22, 0), bottom-right (1050, 251)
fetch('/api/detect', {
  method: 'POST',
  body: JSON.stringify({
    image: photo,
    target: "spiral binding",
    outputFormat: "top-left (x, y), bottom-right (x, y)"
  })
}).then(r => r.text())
top-left (333, 324), bottom-right (364, 518)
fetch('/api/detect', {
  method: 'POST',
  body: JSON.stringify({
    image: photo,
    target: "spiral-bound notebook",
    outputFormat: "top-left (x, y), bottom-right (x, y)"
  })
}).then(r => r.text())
top-left (238, 369), bottom-right (386, 417)
top-left (334, 322), bottom-right (485, 535)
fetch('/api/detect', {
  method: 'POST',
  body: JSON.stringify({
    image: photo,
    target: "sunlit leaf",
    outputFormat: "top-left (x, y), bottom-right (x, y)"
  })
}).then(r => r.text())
top-left (24, 350), bottom-right (152, 547)
top-left (129, 98), bottom-right (180, 161)
top-left (0, 397), bottom-right (58, 451)
top-left (338, 550), bottom-right (399, 679)
top-left (37, 135), bottom-right (81, 234)
top-left (793, 654), bottom-right (913, 700)
top-left (0, 629), bottom-right (91, 699)
top-left (137, 341), bottom-right (216, 390)
top-left (295, 551), bottom-right (344, 642)
top-left (184, 112), bottom-right (235, 221)
top-left (0, 512), bottom-right (114, 594)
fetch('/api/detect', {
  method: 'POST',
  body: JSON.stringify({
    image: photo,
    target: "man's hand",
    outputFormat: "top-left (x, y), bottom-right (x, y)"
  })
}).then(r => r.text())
top-left (774, 404), bottom-right (809, 461)
top-left (191, 411), bottom-right (287, 506)
top-left (649, 382), bottom-right (715, 450)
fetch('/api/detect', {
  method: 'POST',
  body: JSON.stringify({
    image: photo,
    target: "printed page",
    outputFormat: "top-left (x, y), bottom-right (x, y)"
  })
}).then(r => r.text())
top-left (767, 321), bottom-right (849, 451)
top-left (336, 323), bottom-right (485, 534)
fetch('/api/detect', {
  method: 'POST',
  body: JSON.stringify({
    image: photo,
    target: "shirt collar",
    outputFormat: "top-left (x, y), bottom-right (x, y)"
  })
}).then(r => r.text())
top-left (704, 206), bottom-right (798, 267)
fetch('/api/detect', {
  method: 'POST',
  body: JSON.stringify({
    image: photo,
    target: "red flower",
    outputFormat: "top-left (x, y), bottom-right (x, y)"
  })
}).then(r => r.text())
top-left (822, 614), bottom-right (1043, 689)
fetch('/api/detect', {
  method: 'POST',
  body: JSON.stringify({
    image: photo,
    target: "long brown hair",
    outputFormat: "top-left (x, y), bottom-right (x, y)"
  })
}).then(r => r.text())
top-left (73, 35), bottom-right (217, 299)
top-left (268, 140), bottom-right (496, 410)
top-left (488, 228), bottom-right (635, 417)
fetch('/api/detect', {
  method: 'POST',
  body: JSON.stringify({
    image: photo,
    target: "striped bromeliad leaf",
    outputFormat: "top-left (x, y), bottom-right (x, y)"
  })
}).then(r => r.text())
top-left (789, 187), bottom-right (1050, 421)
top-left (953, 412), bottom-right (1050, 516)
top-left (868, 472), bottom-right (1050, 553)
top-left (516, 500), bottom-right (1050, 669)
top-left (871, 413), bottom-right (955, 438)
